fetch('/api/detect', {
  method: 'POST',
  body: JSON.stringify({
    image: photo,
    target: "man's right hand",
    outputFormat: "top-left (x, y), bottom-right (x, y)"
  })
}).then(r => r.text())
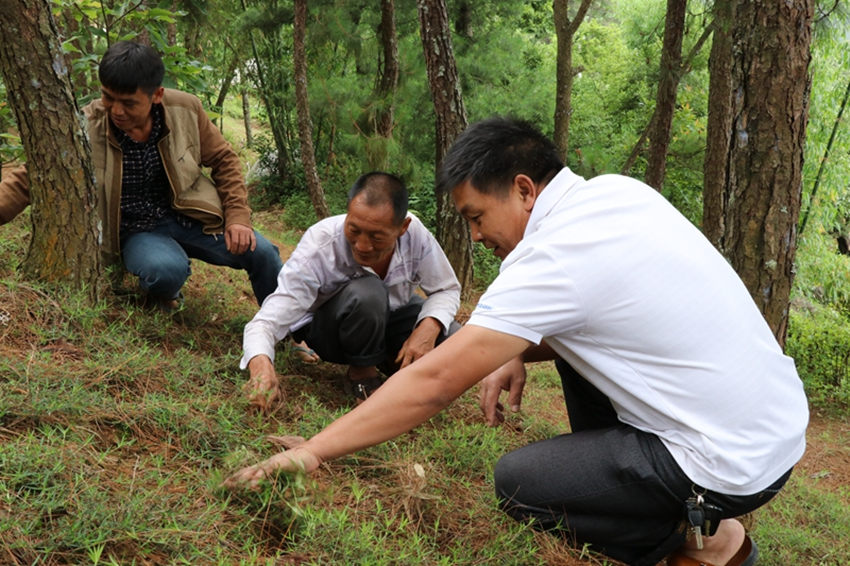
top-left (244, 355), bottom-right (281, 411)
top-left (222, 445), bottom-right (321, 490)
top-left (478, 355), bottom-right (526, 426)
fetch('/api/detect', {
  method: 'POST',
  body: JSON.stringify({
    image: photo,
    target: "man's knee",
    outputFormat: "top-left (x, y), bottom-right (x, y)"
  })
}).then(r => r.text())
top-left (131, 254), bottom-right (190, 296)
top-left (340, 277), bottom-right (389, 319)
top-left (251, 234), bottom-right (282, 267)
top-left (493, 449), bottom-right (527, 505)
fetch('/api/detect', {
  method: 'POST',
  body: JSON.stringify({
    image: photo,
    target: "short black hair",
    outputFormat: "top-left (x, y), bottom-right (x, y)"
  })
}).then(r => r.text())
top-left (98, 41), bottom-right (165, 95)
top-left (437, 117), bottom-right (564, 197)
top-left (347, 172), bottom-right (409, 226)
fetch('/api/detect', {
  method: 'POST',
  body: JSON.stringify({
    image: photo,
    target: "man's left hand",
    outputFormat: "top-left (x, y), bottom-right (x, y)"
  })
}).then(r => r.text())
top-left (395, 317), bottom-right (442, 368)
top-left (225, 224), bottom-right (256, 255)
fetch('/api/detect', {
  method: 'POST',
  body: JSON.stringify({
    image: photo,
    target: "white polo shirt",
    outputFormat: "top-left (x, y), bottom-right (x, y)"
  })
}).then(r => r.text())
top-left (467, 167), bottom-right (808, 496)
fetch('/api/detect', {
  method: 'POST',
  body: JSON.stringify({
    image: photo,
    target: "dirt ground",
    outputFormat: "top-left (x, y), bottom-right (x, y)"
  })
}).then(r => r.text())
top-left (796, 411), bottom-right (850, 492)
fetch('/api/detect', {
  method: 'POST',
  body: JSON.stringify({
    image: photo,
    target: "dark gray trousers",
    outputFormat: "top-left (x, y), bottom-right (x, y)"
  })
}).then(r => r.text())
top-left (493, 359), bottom-right (792, 565)
top-left (292, 276), bottom-right (458, 374)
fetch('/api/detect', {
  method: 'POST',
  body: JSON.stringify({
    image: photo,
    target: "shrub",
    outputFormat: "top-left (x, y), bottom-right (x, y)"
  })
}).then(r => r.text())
top-left (786, 303), bottom-right (850, 410)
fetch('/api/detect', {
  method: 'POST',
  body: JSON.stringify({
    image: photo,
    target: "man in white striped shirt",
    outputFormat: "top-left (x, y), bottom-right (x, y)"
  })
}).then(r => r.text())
top-left (241, 172), bottom-right (461, 410)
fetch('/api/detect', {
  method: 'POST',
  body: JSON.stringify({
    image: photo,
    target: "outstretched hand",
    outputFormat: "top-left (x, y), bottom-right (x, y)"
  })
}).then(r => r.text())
top-left (222, 445), bottom-right (322, 490)
top-left (478, 356), bottom-right (526, 426)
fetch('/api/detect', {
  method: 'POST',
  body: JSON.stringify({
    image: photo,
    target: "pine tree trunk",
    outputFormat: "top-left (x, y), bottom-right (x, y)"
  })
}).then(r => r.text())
top-left (242, 87), bottom-right (253, 148)
top-left (375, 0), bottom-right (399, 138)
top-left (0, 0), bottom-right (108, 301)
top-left (702, 0), bottom-right (813, 347)
top-left (552, 0), bottom-right (593, 163)
top-left (293, 0), bottom-right (330, 219)
top-left (417, 0), bottom-right (473, 296)
top-left (644, 0), bottom-right (686, 191)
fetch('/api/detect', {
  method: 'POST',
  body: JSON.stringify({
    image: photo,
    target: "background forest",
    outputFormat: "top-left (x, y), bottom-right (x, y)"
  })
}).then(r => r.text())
top-left (1, 0), bottom-right (849, 564)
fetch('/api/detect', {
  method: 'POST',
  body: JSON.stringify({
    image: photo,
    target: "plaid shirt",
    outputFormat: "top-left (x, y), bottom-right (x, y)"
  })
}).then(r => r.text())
top-left (115, 105), bottom-right (178, 234)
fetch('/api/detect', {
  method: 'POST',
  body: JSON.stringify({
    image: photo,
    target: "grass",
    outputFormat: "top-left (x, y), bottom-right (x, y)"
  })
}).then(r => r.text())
top-left (1, 210), bottom-right (848, 566)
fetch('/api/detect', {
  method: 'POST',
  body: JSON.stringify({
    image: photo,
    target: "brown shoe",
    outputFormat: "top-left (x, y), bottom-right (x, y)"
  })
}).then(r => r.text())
top-left (667, 534), bottom-right (758, 566)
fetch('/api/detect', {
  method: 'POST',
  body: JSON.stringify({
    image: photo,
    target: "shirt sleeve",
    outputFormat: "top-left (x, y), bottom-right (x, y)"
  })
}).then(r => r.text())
top-left (240, 230), bottom-right (324, 368)
top-left (466, 245), bottom-right (585, 342)
top-left (0, 164), bottom-right (31, 224)
top-left (413, 225), bottom-right (462, 334)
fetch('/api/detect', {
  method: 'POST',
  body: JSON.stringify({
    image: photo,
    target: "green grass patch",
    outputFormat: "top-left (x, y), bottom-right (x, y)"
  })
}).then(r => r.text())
top-left (1, 211), bottom-right (848, 565)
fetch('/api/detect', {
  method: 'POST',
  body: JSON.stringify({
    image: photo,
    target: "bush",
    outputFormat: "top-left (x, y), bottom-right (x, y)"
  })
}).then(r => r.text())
top-left (793, 231), bottom-right (850, 316)
top-left (786, 303), bottom-right (850, 410)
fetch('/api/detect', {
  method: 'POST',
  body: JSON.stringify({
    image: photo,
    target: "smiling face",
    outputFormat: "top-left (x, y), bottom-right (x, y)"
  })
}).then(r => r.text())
top-left (344, 193), bottom-right (410, 275)
top-left (452, 175), bottom-right (538, 260)
top-left (100, 85), bottom-right (163, 138)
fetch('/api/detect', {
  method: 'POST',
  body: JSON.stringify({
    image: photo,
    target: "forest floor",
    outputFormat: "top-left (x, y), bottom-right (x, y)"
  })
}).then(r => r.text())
top-left (1, 207), bottom-right (848, 565)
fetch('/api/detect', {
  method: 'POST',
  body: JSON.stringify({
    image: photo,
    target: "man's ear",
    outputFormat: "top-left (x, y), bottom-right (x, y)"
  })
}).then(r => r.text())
top-left (513, 174), bottom-right (539, 212)
top-left (151, 86), bottom-right (165, 104)
top-left (397, 216), bottom-right (412, 237)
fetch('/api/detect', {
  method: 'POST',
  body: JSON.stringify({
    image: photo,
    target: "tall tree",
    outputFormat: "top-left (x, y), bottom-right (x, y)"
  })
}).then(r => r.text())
top-left (374, 0), bottom-right (400, 139)
top-left (293, 0), bottom-right (329, 219)
top-left (621, 19), bottom-right (713, 176)
top-left (240, 1), bottom-right (296, 182)
top-left (552, 0), bottom-right (593, 162)
top-left (417, 0), bottom-right (473, 295)
top-left (0, 0), bottom-right (108, 301)
top-left (702, 0), bottom-right (814, 346)
top-left (644, 0), bottom-right (686, 191)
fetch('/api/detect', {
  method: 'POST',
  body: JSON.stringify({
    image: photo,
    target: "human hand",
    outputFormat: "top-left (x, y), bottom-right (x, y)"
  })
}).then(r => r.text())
top-left (244, 355), bottom-right (281, 411)
top-left (478, 356), bottom-right (526, 426)
top-left (395, 317), bottom-right (441, 369)
top-left (222, 445), bottom-right (322, 490)
top-left (225, 224), bottom-right (257, 255)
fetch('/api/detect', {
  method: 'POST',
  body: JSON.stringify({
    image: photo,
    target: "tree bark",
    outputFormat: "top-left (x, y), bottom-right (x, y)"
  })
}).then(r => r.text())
top-left (552, 0), bottom-right (593, 162)
top-left (242, 86), bottom-right (254, 148)
top-left (293, 0), bottom-right (330, 219)
top-left (375, 0), bottom-right (400, 139)
top-left (417, 0), bottom-right (473, 296)
top-left (702, 0), bottom-right (814, 347)
top-left (213, 52), bottom-right (241, 130)
top-left (702, 3), bottom-right (735, 248)
top-left (644, 0), bottom-right (686, 191)
top-left (0, 0), bottom-right (108, 301)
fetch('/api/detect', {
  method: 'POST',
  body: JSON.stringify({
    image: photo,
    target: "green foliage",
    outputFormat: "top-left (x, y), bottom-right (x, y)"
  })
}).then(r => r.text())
top-left (786, 305), bottom-right (850, 410)
top-left (53, 0), bottom-right (211, 105)
top-left (799, 22), bottom-right (850, 237)
top-left (788, 232), bottom-right (850, 410)
top-left (793, 232), bottom-right (850, 313)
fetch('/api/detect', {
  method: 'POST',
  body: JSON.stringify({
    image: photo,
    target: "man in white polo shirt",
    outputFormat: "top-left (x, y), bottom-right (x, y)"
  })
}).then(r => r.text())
top-left (225, 118), bottom-right (808, 566)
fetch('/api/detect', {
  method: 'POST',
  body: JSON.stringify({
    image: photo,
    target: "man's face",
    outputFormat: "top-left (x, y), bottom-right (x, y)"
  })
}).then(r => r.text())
top-left (452, 177), bottom-right (535, 260)
top-left (100, 86), bottom-right (163, 134)
top-left (344, 194), bottom-right (410, 271)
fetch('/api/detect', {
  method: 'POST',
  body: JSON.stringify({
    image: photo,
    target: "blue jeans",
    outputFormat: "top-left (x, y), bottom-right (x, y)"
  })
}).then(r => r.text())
top-left (121, 214), bottom-right (282, 304)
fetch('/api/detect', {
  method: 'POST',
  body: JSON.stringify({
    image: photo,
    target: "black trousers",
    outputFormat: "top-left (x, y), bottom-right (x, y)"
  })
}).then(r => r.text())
top-left (293, 276), bottom-right (459, 374)
top-left (493, 359), bottom-right (792, 566)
